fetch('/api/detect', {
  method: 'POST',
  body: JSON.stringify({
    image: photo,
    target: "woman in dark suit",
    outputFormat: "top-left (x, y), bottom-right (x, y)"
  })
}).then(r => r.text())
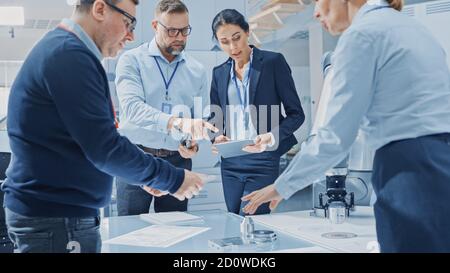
top-left (209, 9), bottom-right (305, 215)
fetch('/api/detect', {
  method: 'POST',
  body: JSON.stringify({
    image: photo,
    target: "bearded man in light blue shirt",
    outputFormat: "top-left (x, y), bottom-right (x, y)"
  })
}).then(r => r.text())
top-left (115, 0), bottom-right (216, 215)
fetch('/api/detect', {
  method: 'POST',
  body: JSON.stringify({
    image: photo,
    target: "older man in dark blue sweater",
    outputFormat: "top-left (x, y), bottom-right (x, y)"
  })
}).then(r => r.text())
top-left (1, 0), bottom-right (211, 253)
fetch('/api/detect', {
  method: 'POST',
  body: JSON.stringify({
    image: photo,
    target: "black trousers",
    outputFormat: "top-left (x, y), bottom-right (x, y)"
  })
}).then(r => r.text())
top-left (221, 152), bottom-right (280, 216)
top-left (116, 153), bottom-right (191, 216)
top-left (372, 133), bottom-right (450, 253)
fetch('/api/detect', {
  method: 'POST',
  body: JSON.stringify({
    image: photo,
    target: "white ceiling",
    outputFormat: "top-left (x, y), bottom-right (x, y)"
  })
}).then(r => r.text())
top-left (0, 0), bottom-right (441, 61)
top-left (0, 0), bottom-right (73, 60)
top-left (0, 0), bottom-right (73, 19)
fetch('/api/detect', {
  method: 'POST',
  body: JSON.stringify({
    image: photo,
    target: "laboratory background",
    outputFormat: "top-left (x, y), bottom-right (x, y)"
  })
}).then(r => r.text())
top-left (0, 0), bottom-right (449, 254)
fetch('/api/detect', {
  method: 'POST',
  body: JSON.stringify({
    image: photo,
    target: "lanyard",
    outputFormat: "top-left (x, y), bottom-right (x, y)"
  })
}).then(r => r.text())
top-left (58, 23), bottom-right (119, 129)
top-left (154, 56), bottom-right (180, 101)
top-left (232, 61), bottom-right (252, 111)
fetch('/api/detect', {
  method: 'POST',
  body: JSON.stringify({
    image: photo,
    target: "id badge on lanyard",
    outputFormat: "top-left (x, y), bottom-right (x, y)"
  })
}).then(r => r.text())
top-left (162, 100), bottom-right (172, 114)
top-left (161, 88), bottom-right (172, 114)
top-left (154, 56), bottom-right (179, 116)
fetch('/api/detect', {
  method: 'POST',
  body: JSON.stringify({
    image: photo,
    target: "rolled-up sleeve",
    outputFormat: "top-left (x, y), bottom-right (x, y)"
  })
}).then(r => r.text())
top-left (115, 53), bottom-right (171, 134)
top-left (275, 29), bottom-right (378, 199)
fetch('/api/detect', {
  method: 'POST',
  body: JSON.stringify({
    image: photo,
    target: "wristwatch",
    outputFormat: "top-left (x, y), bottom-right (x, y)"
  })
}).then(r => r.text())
top-left (172, 117), bottom-right (183, 132)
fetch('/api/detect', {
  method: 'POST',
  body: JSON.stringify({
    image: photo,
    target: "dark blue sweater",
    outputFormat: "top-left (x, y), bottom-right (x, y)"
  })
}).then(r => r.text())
top-left (1, 28), bottom-right (184, 217)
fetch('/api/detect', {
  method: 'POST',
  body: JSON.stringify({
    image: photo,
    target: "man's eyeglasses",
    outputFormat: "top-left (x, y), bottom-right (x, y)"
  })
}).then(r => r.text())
top-left (158, 21), bottom-right (192, 37)
top-left (104, 0), bottom-right (137, 33)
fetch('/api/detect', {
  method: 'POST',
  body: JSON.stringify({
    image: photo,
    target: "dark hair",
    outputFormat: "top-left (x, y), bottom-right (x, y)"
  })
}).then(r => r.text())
top-left (211, 9), bottom-right (249, 40)
top-left (76, 0), bottom-right (139, 13)
top-left (155, 0), bottom-right (189, 16)
top-left (386, 0), bottom-right (404, 11)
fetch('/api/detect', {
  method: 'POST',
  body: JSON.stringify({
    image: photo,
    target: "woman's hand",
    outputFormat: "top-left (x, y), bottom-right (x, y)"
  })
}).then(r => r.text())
top-left (142, 186), bottom-right (168, 197)
top-left (241, 184), bottom-right (283, 215)
top-left (242, 133), bottom-right (274, 153)
top-left (211, 135), bottom-right (230, 154)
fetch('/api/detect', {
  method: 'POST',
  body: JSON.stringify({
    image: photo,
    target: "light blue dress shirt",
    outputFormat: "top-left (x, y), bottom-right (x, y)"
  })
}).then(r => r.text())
top-left (115, 39), bottom-right (209, 150)
top-left (275, 0), bottom-right (450, 199)
top-left (227, 50), bottom-right (258, 141)
top-left (60, 18), bottom-right (103, 61)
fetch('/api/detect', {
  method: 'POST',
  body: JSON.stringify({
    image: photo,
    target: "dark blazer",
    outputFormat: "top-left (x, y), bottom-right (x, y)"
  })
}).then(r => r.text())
top-left (210, 46), bottom-right (305, 157)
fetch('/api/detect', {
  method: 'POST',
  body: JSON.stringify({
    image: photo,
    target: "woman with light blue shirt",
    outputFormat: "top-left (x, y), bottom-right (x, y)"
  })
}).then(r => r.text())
top-left (242, 0), bottom-right (450, 252)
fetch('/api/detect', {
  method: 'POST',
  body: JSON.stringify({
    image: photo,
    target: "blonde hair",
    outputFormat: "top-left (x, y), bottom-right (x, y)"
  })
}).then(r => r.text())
top-left (386, 0), bottom-right (404, 11)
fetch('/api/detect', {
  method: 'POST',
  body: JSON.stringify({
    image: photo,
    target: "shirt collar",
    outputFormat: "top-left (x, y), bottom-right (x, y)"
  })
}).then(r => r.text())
top-left (230, 48), bottom-right (254, 79)
top-left (352, 0), bottom-right (390, 24)
top-left (148, 38), bottom-right (185, 64)
top-left (60, 18), bottom-right (103, 61)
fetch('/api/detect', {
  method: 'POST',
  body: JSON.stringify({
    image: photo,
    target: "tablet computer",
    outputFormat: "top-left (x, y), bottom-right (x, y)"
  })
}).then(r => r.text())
top-left (215, 139), bottom-right (254, 159)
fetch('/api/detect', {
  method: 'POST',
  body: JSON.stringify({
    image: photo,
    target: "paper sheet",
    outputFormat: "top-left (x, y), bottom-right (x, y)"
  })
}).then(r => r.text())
top-left (139, 211), bottom-right (204, 225)
top-left (282, 223), bottom-right (378, 253)
top-left (104, 225), bottom-right (210, 248)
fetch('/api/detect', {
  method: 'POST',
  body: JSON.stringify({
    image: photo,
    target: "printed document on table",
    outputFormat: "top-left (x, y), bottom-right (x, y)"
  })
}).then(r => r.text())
top-left (139, 211), bottom-right (204, 225)
top-left (104, 225), bottom-right (210, 248)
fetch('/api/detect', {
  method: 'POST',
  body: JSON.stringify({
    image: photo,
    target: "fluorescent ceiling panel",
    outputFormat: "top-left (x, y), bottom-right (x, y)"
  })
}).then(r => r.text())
top-left (0, 7), bottom-right (25, 26)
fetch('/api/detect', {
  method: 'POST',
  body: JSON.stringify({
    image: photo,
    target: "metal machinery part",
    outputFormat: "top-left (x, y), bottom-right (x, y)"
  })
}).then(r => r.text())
top-left (313, 168), bottom-right (355, 222)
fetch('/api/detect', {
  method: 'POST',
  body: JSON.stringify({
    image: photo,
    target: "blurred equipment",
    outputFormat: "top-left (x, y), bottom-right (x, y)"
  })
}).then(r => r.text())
top-left (208, 217), bottom-right (277, 252)
top-left (240, 217), bottom-right (277, 244)
top-left (313, 168), bottom-right (355, 223)
top-left (240, 216), bottom-right (255, 242)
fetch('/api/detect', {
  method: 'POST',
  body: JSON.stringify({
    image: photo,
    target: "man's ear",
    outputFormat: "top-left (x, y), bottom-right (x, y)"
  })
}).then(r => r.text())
top-left (91, 0), bottom-right (107, 22)
top-left (151, 19), bottom-right (158, 32)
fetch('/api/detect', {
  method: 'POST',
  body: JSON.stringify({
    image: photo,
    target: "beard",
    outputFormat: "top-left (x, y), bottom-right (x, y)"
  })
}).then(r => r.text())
top-left (165, 42), bottom-right (186, 56)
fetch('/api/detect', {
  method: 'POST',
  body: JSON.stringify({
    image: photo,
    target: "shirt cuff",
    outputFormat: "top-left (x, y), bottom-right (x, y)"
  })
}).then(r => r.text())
top-left (274, 177), bottom-right (299, 200)
top-left (267, 132), bottom-right (276, 148)
top-left (170, 127), bottom-right (185, 142)
top-left (157, 112), bottom-right (172, 134)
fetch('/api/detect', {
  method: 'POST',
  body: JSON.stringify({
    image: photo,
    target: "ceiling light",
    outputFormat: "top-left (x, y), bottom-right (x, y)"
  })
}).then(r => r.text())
top-left (0, 7), bottom-right (25, 26)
